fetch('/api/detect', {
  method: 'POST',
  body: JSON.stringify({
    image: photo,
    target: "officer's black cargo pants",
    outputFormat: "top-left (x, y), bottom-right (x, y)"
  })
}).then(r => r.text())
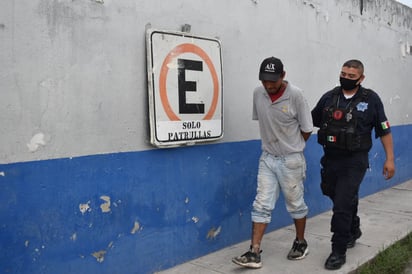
top-left (320, 151), bottom-right (369, 255)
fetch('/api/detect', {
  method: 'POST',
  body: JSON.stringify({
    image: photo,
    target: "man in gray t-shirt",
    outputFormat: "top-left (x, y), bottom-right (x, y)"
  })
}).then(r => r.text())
top-left (233, 57), bottom-right (313, 269)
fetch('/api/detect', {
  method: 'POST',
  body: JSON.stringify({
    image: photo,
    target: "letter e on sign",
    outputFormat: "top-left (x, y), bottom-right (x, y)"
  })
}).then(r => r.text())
top-left (146, 29), bottom-right (223, 148)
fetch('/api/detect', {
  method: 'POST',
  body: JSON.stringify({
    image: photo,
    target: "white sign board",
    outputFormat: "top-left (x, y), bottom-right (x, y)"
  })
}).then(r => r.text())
top-left (146, 29), bottom-right (223, 147)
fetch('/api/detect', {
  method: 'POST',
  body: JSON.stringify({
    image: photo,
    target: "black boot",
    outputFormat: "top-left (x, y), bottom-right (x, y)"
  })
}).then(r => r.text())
top-left (325, 252), bottom-right (346, 270)
top-left (347, 229), bottom-right (362, 248)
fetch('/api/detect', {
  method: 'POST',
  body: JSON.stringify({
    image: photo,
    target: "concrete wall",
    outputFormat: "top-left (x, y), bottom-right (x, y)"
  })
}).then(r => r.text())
top-left (1, 0), bottom-right (412, 273)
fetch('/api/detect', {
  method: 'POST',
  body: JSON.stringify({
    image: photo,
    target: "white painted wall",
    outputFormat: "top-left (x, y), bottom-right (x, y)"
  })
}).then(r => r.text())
top-left (1, 0), bottom-right (411, 164)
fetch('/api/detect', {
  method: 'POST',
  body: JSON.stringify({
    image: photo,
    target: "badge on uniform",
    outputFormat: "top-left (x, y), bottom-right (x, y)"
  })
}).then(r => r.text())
top-left (356, 102), bottom-right (368, 112)
top-left (333, 110), bottom-right (343, 120)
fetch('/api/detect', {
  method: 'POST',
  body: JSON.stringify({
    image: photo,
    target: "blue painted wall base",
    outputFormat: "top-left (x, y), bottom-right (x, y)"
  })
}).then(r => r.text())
top-left (0, 125), bottom-right (411, 273)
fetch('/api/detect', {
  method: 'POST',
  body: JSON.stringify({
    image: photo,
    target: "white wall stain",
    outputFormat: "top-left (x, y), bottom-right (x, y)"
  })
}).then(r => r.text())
top-left (112, 199), bottom-right (121, 207)
top-left (39, 78), bottom-right (56, 91)
top-left (0, 171), bottom-right (5, 176)
top-left (79, 201), bottom-right (91, 215)
top-left (401, 41), bottom-right (407, 57)
top-left (32, 245), bottom-right (45, 259)
top-left (27, 133), bottom-right (46, 152)
top-left (206, 226), bottom-right (222, 239)
top-left (130, 221), bottom-right (141, 234)
top-left (70, 233), bottom-right (77, 241)
top-left (399, 39), bottom-right (412, 57)
top-left (191, 216), bottom-right (199, 223)
top-left (185, 197), bottom-right (189, 204)
top-left (25, 240), bottom-right (29, 247)
top-left (91, 250), bottom-right (106, 263)
top-left (100, 195), bottom-right (111, 213)
top-left (91, 242), bottom-right (113, 263)
top-left (390, 95), bottom-right (401, 104)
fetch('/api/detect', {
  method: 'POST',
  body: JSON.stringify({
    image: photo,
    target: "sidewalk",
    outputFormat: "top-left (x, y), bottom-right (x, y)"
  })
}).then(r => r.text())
top-left (158, 180), bottom-right (412, 274)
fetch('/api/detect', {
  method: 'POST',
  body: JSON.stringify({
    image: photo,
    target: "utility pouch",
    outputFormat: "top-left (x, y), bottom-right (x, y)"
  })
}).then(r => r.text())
top-left (317, 126), bottom-right (347, 150)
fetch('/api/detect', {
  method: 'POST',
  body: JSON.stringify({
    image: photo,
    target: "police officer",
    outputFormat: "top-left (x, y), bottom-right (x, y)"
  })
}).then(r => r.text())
top-left (311, 59), bottom-right (395, 270)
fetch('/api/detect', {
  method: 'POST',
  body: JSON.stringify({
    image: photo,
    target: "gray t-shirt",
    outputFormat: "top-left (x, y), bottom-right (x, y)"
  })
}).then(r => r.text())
top-left (252, 82), bottom-right (313, 156)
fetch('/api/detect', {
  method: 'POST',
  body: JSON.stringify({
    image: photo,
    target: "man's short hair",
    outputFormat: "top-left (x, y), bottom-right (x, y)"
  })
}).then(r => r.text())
top-left (343, 59), bottom-right (364, 74)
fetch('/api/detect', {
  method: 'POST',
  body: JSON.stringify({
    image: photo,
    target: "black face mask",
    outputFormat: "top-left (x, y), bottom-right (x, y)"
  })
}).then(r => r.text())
top-left (340, 77), bottom-right (361, 91)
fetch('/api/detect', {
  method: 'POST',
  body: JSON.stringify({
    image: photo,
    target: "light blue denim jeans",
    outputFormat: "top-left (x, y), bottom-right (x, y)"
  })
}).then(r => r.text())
top-left (251, 151), bottom-right (308, 223)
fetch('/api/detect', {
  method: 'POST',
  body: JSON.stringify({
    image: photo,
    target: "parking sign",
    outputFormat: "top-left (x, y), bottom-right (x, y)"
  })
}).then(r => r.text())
top-left (146, 29), bottom-right (223, 147)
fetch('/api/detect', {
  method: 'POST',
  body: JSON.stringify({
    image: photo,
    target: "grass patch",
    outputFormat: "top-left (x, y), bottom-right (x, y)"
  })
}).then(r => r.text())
top-left (355, 232), bottom-right (412, 274)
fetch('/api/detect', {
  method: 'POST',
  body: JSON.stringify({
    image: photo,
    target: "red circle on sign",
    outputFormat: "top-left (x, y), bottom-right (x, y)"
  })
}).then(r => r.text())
top-left (159, 43), bottom-right (220, 121)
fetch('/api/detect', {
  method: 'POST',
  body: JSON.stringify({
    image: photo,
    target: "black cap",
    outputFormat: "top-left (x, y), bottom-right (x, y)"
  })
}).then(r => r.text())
top-left (259, 57), bottom-right (284, 82)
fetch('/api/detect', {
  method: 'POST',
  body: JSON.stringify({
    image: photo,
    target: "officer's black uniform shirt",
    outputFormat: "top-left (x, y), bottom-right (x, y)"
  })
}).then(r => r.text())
top-left (312, 86), bottom-right (391, 141)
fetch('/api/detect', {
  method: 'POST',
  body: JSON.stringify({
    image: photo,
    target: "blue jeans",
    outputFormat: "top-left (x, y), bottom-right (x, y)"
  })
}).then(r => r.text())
top-left (252, 152), bottom-right (308, 223)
